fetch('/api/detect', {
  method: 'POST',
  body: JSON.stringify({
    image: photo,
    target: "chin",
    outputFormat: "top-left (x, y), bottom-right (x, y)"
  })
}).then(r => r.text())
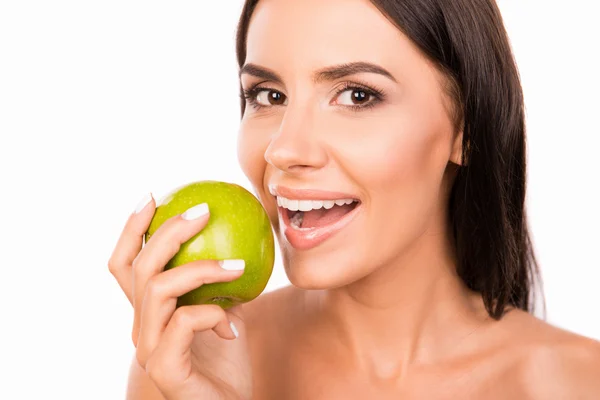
top-left (277, 231), bottom-right (372, 290)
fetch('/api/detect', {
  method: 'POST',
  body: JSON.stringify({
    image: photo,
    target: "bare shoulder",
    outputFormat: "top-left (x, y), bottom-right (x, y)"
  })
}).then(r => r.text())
top-left (500, 309), bottom-right (600, 399)
top-left (522, 330), bottom-right (600, 399)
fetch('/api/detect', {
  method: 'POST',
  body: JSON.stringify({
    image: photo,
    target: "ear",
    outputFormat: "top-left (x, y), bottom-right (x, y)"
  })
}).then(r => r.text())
top-left (449, 129), bottom-right (467, 166)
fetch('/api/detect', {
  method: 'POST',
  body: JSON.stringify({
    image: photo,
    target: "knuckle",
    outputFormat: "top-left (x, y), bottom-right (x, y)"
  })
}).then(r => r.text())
top-left (144, 356), bottom-right (164, 385)
top-left (145, 356), bottom-right (178, 392)
top-left (171, 307), bottom-right (192, 329)
top-left (131, 252), bottom-right (141, 268)
top-left (135, 347), bottom-right (148, 369)
top-left (107, 258), bottom-right (119, 275)
top-left (145, 275), bottom-right (165, 299)
top-left (132, 256), bottom-right (148, 280)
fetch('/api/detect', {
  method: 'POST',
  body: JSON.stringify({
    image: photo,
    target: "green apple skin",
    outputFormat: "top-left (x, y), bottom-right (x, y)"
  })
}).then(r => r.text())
top-left (145, 181), bottom-right (275, 309)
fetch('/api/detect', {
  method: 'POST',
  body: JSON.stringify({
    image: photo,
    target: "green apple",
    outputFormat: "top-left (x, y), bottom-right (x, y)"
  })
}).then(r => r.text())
top-left (145, 180), bottom-right (275, 309)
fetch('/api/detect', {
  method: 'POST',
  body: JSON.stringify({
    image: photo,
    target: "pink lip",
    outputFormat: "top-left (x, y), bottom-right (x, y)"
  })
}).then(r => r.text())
top-left (268, 185), bottom-right (360, 201)
top-left (277, 198), bottom-right (363, 251)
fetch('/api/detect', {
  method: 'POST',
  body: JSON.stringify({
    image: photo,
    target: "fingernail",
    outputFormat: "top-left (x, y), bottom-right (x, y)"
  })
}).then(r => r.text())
top-left (181, 203), bottom-right (209, 220)
top-left (218, 260), bottom-right (245, 271)
top-left (230, 321), bottom-right (239, 338)
top-left (134, 193), bottom-right (153, 214)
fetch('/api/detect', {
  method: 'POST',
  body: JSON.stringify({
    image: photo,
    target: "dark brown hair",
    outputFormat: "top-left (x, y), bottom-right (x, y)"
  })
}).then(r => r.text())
top-left (234, 0), bottom-right (543, 320)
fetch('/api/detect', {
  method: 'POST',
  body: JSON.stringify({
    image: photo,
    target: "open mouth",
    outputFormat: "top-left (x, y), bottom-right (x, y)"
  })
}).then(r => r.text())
top-left (269, 185), bottom-right (364, 250)
top-left (281, 197), bottom-right (360, 230)
top-left (277, 195), bottom-right (362, 250)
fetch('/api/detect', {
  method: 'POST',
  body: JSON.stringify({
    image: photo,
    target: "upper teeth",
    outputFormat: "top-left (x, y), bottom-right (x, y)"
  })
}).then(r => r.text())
top-left (277, 196), bottom-right (356, 211)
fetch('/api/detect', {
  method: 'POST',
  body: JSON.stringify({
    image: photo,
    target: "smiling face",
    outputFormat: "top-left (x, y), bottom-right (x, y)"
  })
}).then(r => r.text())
top-left (237, 0), bottom-right (463, 289)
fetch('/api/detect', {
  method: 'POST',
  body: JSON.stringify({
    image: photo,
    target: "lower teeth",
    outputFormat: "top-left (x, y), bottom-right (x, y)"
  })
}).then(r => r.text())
top-left (290, 211), bottom-right (304, 228)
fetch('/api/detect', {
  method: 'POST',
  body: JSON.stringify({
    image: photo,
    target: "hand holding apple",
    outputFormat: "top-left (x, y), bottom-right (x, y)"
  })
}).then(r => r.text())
top-left (145, 180), bottom-right (275, 309)
top-left (107, 181), bottom-right (269, 399)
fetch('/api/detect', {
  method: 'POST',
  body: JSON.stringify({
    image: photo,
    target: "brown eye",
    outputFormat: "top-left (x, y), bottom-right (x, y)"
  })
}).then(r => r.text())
top-left (338, 89), bottom-right (371, 105)
top-left (256, 89), bottom-right (287, 106)
top-left (352, 90), bottom-right (369, 104)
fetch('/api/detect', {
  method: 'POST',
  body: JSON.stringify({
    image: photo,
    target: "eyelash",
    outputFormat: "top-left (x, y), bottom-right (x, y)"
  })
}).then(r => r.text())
top-left (241, 81), bottom-right (385, 113)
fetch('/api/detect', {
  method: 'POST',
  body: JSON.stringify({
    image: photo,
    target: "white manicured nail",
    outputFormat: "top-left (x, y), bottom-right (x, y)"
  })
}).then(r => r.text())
top-left (181, 203), bottom-right (209, 220)
top-left (230, 321), bottom-right (239, 338)
top-left (134, 193), bottom-right (153, 214)
top-left (218, 260), bottom-right (245, 271)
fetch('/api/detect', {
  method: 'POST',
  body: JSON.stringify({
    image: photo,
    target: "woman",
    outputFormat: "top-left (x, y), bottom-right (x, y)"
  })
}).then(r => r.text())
top-left (109, 0), bottom-right (600, 398)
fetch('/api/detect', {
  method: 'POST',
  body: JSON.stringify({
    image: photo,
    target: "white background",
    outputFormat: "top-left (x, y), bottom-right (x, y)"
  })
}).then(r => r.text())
top-left (0, 1), bottom-right (598, 398)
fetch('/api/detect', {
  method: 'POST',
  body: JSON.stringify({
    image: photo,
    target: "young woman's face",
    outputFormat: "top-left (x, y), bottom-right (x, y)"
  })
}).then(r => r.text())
top-left (238, 0), bottom-right (462, 289)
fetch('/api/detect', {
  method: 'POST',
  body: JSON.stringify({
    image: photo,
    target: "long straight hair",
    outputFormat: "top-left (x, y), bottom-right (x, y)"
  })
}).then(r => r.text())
top-left (234, 0), bottom-right (543, 320)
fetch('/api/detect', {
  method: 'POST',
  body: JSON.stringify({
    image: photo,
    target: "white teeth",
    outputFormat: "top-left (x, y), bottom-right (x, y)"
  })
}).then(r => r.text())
top-left (298, 200), bottom-right (313, 212)
top-left (276, 196), bottom-right (357, 212)
top-left (311, 200), bottom-right (324, 209)
top-left (287, 199), bottom-right (299, 211)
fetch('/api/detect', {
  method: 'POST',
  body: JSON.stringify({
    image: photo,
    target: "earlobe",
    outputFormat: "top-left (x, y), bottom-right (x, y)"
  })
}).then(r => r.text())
top-left (449, 129), bottom-right (466, 166)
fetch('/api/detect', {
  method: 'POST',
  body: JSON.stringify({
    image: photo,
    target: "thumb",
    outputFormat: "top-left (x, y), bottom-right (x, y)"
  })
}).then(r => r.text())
top-left (225, 305), bottom-right (246, 332)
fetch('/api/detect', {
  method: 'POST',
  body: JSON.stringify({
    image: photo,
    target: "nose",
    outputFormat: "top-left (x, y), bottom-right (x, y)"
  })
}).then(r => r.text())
top-left (264, 108), bottom-right (328, 175)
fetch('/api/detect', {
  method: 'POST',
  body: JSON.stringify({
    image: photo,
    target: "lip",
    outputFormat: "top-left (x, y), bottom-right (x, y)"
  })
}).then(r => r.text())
top-left (276, 196), bottom-right (363, 251)
top-left (268, 185), bottom-right (360, 201)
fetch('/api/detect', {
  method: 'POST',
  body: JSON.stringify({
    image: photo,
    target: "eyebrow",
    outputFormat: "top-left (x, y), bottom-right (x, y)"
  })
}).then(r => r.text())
top-left (239, 61), bottom-right (397, 85)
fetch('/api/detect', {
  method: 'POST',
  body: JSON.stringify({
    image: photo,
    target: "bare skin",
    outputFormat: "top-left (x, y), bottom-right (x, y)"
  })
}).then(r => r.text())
top-left (124, 284), bottom-right (600, 399)
top-left (113, 0), bottom-right (600, 398)
top-left (242, 286), bottom-right (600, 399)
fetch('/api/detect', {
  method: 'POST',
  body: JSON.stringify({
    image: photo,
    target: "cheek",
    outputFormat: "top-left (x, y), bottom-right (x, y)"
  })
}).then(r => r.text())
top-left (334, 111), bottom-right (449, 194)
top-left (237, 115), bottom-right (277, 188)
top-left (237, 122), bottom-right (263, 187)
top-left (334, 107), bottom-right (452, 260)
top-left (319, 112), bottom-right (451, 279)
top-left (237, 119), bottom-right (279, 223)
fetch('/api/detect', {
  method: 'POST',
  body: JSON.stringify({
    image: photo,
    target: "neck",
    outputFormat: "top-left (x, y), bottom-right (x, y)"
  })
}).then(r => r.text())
top-left (312, 223), bottom-right (491, 381)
